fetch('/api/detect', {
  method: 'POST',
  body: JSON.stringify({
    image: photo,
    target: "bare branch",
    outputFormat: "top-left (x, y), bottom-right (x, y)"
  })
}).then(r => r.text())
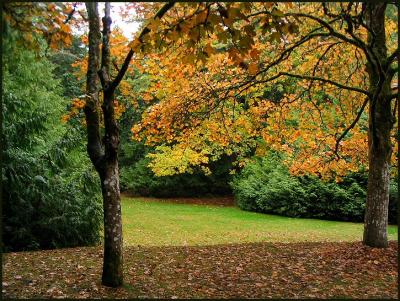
top-left (307, 42), bottom-right (342, 98)
top-left (99, 2), bottom-right (112, 93)
top-left (101, 2), bottom-right (111, 76)
top-left (78, 9), bottom-right (88, 22)
top-left (112, 59), bottom-right (120, 72)
top-left (387, 93), bottom-right (398, 102)
top-left (285, 12), bottom-right (365, 48)
top-left (84, 2), bottom-right (104, 170)
top-left (284, 12), bottom-right (378, 69)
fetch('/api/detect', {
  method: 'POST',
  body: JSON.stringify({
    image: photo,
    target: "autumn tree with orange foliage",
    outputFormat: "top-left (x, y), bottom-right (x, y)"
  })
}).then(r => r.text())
top-left (71, 1), bottom-right (397, 248)
top-left (128, 2), bottom-right (398, 248)
top-left (2, 2), bottom-right (79, 51)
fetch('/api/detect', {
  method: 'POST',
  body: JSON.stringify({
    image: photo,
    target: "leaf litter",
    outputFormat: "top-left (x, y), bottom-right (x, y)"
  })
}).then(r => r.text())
top-left (2, 241), bottom-right (397, 299)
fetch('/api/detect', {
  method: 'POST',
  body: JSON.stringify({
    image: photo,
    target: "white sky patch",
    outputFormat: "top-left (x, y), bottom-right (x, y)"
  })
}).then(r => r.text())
top-left (107, 2), bottom-right (141, 39)
top-left (74, 2), bottom-right (141, 40)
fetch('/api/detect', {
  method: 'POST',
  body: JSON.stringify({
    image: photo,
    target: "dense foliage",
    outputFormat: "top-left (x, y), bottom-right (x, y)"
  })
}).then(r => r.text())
top-left (231, 153), bottom-right (397, 224)
top-left (2, 31), bottom-right (102, 251)
top-left (116, 76), bottom-right (233, 198)
top-left (120, 153), bottom-right (233, 197)
top-left (119, 110), bottom-right (232, 198)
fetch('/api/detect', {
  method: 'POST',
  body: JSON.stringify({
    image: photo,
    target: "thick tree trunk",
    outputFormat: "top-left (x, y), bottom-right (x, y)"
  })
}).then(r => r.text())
top-left (363, 3), bottom-right (394, 248)
top-left (364, 95), bottom-right (392, 248)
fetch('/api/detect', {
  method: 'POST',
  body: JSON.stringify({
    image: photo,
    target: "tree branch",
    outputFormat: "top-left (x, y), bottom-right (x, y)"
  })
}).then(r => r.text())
top-left (279, 72), bottom-right (371, 96)
top-left (307, 42), bottom-right (342, 98)
top-left (78, 9), bottom-right (88, 22)
top-left (101, 2), bottom-right (111, 78)
top-left (84, 2), bottom-right (104, 171)
top-left (254, 32), bottom-right (331, 78)
top-left (284, 12), bottom-right (377, 69)
top-left (285, 12), bottom-right (364, 47)
top-left (112, 59), bottom-right (120, 72)
top-left (110, 2), bottom-right (176, 92)
top-left (333, 98), bottom-right (369, 158)
top-left (387, 93), bottom-right (398, 102)
top-left (64, 3), bottom-right (77, 24)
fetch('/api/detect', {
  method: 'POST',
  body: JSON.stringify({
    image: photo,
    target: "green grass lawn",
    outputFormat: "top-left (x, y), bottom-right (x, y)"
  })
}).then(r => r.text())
top-left (121, 197), bottom-right (398, 246)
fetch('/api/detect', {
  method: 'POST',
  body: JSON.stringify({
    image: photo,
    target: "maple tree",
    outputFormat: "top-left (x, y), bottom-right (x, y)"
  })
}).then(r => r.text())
top-left (128, 2), bottom-right (398, 248)
top-left (71, 1), bottom-right (398, 248)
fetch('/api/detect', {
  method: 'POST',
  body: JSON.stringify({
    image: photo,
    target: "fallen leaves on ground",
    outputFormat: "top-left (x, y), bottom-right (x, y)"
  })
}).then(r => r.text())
top-left (2, 241), bottom-right (397, 299)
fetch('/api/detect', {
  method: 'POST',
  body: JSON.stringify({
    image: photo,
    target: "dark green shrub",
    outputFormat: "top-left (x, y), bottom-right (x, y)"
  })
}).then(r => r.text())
top-left (32, 168), bottom-right (102, 249)
top-left (231, 153), bottom-right (397, 224)
top-left (120, 155), bottom-right (233, 197)
top-left (121, 158), bottom-right (209, 197)
top-left (232, 154), bottom-right (308, 217)
top-left (2, 32), bottom-right (102, 251)
top-left (389, 180), bottom-right (398, 224)
top-left (297, 176), bottom-right (366, 222)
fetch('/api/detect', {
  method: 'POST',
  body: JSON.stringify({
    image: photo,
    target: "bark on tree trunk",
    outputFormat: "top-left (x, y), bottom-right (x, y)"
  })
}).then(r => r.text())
top-left (85, 2), bottom-right (123, 287)
top-left (364, 95), bottom-right (392, 248)
top-left (100, 161), bottom-right (123, 286)
top-left (99, 84), bottom-right (124, 286)
top-left (99, 3), bottom-right (124, 286)
top-left (363, 2), bottom-right (394, 248)
top-left (84, 1), bottom-right (174, 286)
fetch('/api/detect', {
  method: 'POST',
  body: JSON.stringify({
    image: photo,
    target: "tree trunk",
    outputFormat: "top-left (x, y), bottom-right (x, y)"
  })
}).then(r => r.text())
top-left (99, 85), bottom-right (124, 286)
top-left (99, 3), bottom-right (124, 286)
top-left (85, 2), bottom-right (123, 286)
top-left (364, 92), bottom-right (393, 248)
top-left (363, 3), bottom-right (394, 248)
top-left (84, 1), bottom-right (174, 286)
top-left (100, 160), bottom-right (123, 287)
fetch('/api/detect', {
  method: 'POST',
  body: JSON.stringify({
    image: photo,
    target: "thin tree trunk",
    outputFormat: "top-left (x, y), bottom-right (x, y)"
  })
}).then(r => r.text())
top-left (84, 2), bottom-right (102, 169)
top-left (99, 3), bottom-right (124, 286)
top-left (363, 2), bottom-right (394, 248)
top-left (85, 2), bottom-right (123, 286)
top-left (84, 1), bottom-right (175, 286)
top-left (100, 160), bottom-right (123, 286)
